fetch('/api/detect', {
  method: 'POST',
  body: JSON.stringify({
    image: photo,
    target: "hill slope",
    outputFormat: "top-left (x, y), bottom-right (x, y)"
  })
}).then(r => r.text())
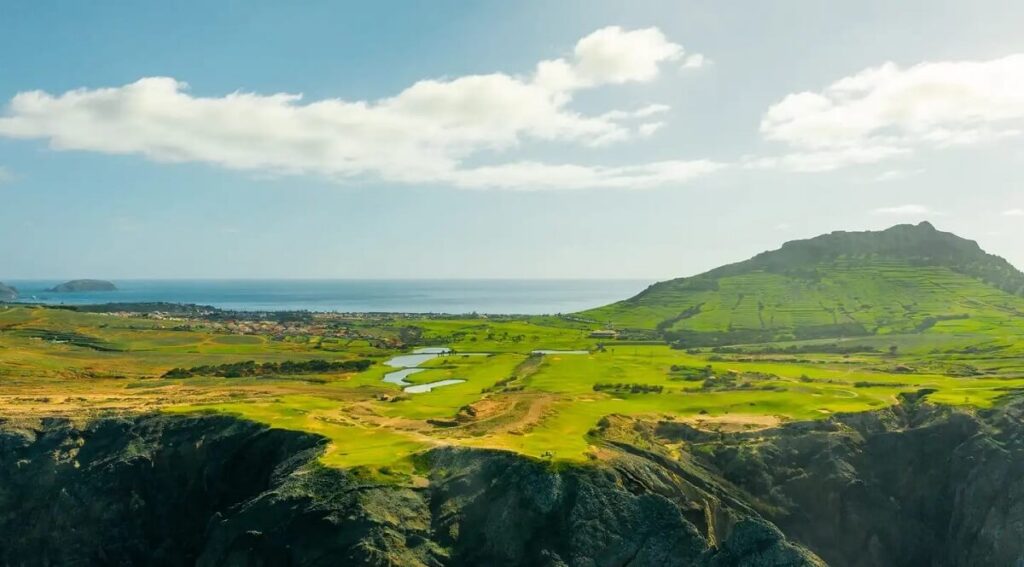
top-left (0, 282), bottom-right (16, 301)
top-left (582, 222), bottom-right (1024, 345)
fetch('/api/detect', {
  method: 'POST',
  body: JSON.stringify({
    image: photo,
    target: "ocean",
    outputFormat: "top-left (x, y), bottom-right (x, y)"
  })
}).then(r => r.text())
top-left (5, 279), bottom-right (653, 315)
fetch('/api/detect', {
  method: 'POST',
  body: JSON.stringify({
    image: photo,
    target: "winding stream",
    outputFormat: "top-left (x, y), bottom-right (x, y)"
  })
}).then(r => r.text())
top-left (383, 348), bottom-right (588, 394)
top-left (382, 347), bottom-right (465, 393)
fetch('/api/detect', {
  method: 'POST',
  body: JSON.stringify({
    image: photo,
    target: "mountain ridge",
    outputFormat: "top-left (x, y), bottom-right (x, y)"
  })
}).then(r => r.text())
top-left (638, 222), bottom-right (1024, 301)
top-left (582, 222), bottom-right (1024, 345)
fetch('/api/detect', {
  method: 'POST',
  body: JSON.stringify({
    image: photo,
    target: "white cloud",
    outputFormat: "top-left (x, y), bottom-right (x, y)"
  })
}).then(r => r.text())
top-left (744, 145), bottom-right (909, 172)
top-left (873, 168), bottom-right (924, 182)
top-left (872, 204), bottom-right (940, 216)
top-left (637, 122), bottom-right (665, 137)
top-left (1002, 208), bottom-right (1024, 217)
top-left (681, 53), bottom-right (709, 69)
top-left (448, 159), bottom-right (724, 190)
top-left (0, 27), bottom-right (715, 190)
top-left (759, 54), bottom-right (1024, 170)
top-left (632, 103), bottom-right (671, 118)
top-left (549, 26), bottom-right (684, 88)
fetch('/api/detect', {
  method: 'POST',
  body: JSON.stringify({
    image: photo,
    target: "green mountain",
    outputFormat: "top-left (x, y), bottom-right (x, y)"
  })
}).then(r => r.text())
top-left (582, 222), bottom-right (1024, 346)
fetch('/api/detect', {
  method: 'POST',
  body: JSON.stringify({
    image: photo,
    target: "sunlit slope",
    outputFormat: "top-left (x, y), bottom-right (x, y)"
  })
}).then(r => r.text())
top-left (582, 222), bottom-right (1024, 343)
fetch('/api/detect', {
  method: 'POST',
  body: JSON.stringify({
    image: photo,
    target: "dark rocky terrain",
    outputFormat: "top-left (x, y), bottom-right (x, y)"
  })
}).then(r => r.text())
top-left (0, 414), bottom-right (819, 566)
top-left (2, 394), bottom-right (1022, 566)
top-left (46, 279), bottom-right (117, 292)
top-left (658, 392), bottom-right (1024, 566)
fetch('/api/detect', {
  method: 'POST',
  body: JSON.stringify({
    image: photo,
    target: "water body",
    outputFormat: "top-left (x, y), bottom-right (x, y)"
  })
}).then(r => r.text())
top-left (6, 279), bottom-right (651, 315)
top-left (382, 347), bottom-right (465, 393)
top-left (404, 380), bottom-right (466, 394)
top-left (381, 368), bottom-right (428, 386)
top-left (384, 347), bottom-right (452, 371)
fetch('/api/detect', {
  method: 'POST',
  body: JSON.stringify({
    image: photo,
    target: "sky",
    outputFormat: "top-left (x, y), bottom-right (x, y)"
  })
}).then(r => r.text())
top-left (1, 0), bottom-right (1023, 280)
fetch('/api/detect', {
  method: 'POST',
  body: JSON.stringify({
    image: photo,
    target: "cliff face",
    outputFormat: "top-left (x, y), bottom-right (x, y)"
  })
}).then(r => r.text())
top-left (0, 415), bottom-right (820, 567)
top-left (199, 448), bottom-right (821, 567)
top-left (1, 398), bottom-right (1021, 566)
top-left (671, 393), bottom-right (1024, 567)
top-left (0, 416), bottom-right (325, 565)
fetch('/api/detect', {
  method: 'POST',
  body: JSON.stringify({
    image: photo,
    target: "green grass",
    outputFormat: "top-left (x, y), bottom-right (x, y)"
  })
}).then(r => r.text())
top-left (167, 396), bottom-right (429, 471)
top-left (3, 296), bottom-right (1023, 472)
top-left (582, 261), bottom-right (1024, 341)
top-left (411, 318), bottom-right (599, 352)
top-left (375, 353), bottom-right (522, 419)
top-left (580, 223), bottom-right (1024, 345)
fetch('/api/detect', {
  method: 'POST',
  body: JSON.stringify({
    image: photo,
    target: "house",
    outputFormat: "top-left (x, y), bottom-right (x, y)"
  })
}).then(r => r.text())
top-left (589, 329), bottom-right (618, 339)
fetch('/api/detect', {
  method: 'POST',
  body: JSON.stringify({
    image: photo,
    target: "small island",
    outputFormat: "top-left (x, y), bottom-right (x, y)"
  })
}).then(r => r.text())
top-left (46, 279), bottom-right (118, 293)
top-left (0, 282), bottom-right (17, 301)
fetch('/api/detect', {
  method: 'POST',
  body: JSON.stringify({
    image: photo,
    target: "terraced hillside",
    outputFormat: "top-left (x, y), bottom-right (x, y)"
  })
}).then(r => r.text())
top-left (582, 222), bottom-right (1024, 345)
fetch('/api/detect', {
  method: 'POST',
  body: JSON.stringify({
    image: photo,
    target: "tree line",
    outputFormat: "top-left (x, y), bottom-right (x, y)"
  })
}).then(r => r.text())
top-left (163, 358), bottom-right (372, 378)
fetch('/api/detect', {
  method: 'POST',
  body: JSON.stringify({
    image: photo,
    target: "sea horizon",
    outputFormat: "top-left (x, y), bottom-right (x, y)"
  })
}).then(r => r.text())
top-left (4, 278), bottom-right (654, 315)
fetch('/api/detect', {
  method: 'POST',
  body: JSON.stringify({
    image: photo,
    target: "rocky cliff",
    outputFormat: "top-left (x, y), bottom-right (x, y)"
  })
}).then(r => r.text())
top-left (1, 396), bottom-right (1021, 566)
top-left (662, 392), bottom-right (1024, 566)
top-left (0, 415), bottom-right (819, 566)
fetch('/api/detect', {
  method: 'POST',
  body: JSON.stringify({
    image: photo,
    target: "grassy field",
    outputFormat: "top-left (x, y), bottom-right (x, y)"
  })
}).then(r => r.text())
top-left (3, 303), bottom-right (1023, 478)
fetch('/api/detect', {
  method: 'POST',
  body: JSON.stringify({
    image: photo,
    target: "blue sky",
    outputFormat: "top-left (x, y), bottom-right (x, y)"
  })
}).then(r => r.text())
top-left (2, 0), bottom-right (1023, 279)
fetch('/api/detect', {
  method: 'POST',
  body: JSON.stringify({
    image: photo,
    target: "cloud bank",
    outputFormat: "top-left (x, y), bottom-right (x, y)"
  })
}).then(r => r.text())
top-left (760, 54), bottom-right (1024, 171)
top-left (0, 26), bottom-right (720, 190)
top-left (4, 25), bottom-right (1022, 190)
top-left (872, 204), bottom-right (942, 216)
